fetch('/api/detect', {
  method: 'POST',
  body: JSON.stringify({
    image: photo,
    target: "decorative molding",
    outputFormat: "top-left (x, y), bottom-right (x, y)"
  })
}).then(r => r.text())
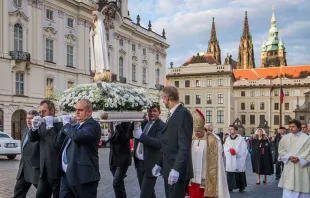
top-left (43, 26), bottom-right (57, 34)
top-left (27, 0), bottom-right (44, 9)
top-left (142, 59), bottom-right (148, 65)
top-left (65, 34), bottom-right (77, 41)
top-left (132, 56), bottom-right (138, 62)
top-left (108, 45), bottom-right (114, 51)
top-left (58, 10), bottom-right (64, 19)
top-left (9, 10), bottom-right (28, 21)
top-left (119, 49), bottom-right (127, 56)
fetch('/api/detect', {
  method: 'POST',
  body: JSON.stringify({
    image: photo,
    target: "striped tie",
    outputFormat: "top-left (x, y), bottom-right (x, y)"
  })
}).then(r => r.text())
top-left (166, 111), bottom-right (171, 123)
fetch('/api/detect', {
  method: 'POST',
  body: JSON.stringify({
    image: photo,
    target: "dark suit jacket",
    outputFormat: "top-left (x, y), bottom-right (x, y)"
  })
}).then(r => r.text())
top-left (29, 122), bottom-right (63, 184)
top-left (133, 119), bottom-right (165, 177)
top-left (158, 105), bottom-right (193, 181)
top-left (273, 133), bottom-right (282, 163)
top-left (109, 122), bottom-right (133, 168)
top-left (16, 128), bottom-right (40, 185)
top-left (57, 117), bottom-right (101, 185)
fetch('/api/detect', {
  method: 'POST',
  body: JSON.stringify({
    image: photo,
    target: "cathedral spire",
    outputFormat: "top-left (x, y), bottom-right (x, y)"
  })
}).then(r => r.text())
top-left (242, 11), bottom-right (251, 39)
top-left (207, 17), bottom-right (221, 64)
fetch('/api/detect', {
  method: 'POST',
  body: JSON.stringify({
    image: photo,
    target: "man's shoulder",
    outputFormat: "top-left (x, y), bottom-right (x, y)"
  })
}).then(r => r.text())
top-left (85, 118), bottom-right (100, 127)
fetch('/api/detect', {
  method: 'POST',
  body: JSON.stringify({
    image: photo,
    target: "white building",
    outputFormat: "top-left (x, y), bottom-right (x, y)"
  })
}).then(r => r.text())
top-left (0, 0), bottom-right (169, 139)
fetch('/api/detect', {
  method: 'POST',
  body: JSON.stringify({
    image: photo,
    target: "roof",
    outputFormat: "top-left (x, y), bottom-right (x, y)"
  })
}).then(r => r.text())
top-left (233, 65), bottom-right (310, 80)
top-left (183, 52), bottom-right (220, 66)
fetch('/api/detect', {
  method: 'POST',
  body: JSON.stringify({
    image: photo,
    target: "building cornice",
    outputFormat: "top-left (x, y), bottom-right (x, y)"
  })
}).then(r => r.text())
top-left (166, 72), bottom-right (233, 78)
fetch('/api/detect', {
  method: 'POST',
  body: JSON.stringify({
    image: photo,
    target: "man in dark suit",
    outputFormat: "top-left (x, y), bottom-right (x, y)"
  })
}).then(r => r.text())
top-left (108, 121), bottom-right (133, 198)
top-left (57, 99), bottom-right (101, 198)
top-left (152, 85), bottom-right (193, 198)
top-left (29, 100), bottom-right (63, 198)
top-left (14, 110), bottom-right (40, 198)
top-left (133, 104), bottom-right (165, 198)
top-left (273, 126), bottom-right (286, 180)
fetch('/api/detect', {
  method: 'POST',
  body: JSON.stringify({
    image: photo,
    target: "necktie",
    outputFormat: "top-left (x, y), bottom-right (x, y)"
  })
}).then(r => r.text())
top-left (22, 129), bottom-right (29, 149)
top-left (63, 123), bottom-right (80, 164)
top-left (166, 111), bottom-right (171, 123)
top-left (137, 122), bottom-right (152, 154)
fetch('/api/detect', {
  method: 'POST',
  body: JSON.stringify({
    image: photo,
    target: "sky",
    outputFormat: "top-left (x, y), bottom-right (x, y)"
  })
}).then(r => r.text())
top-left (128, 0), bottom-right (310, 72)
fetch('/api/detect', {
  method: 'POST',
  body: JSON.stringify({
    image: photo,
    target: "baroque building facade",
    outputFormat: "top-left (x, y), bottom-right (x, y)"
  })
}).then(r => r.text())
top-left (0, 0), bottom-right (168, 138)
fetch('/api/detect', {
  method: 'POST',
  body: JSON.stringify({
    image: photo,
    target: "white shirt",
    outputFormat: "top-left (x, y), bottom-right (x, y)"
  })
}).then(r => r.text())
top-left (135, 121), bottom-right (155, 160)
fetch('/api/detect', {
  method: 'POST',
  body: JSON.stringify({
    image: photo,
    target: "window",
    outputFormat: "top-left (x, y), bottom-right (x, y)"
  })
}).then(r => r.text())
top-left (67, 17), bottom-right (74, 28)
top-left (274, 115), bottom-right (279, 125)
top-left (218, 94), bottom-right (224, 104)
top-left (0, 109), bottom-right (3, 131)
top-left (196, 80), bottom-right (201, 87)
top-left (119, 57), bottom-right (124, 78)
top-left (260, 90), bottom-right (265, 96)
top-left (250, 102), bottom-right (255, 110)
top-left (119, 39), bottom-right (123, 46)
top-left (13, 0), bottom-right (22, 8)
top-left (250, 115), bottom-right (255, 125)
top-left (274, 90), bottom-right (279, 96)
top-left (106, 33), bottom-right (109, 41)
top-left (206, 94), bottom-right (212, 104)
top-left (218, 128), bottom-right (223, 134)
top-left (207, 79), bottom-right (212, 87)
top-left (67, 81), bottom-right (74, 88)
top-left (46, 78), bottom-right (53, 97)
top-left (174, 81), bottom-right (179, 87)
top-left (156, 69), bottom-right (160, 84)
top-left (46, 39), bottom-right (53, 62)
top-left (132, 44), bottom-right (136, 51)
top-left (185, 80), bottom-right (190, 87)
top-left (14, 24), bottom-right (23, 51)
top-left (132, 64), bottom-right (136, 81)
top-left (285, 103), bottom-right (289, 110)
top-left (156, 53), bottom-right (159, 62)
top-left (241, 91), bottom-right (245, 97)
top-left (285, 91), bottom-right (289, 96)
top-left (15, 73), bottom-right (24, 95)
top-left (142, 68), bottom-right (146, 84)
top-left (217, 110), bottom-right (224, 123)
top-left (284, 115), bottom-right (290, 125)
top-left (260, 102), bottom-right (265, 110)
top-left (185, 95), bottom-right (190, 105)
top-left (218, 79), bottom-right (223, 86)
top-left (241, 103), bottom-right (245, 110)
top-left (241, 115), bottom-right (246, 124)
top-left (67, 45), bottom-right (74, 66)
top-left (46, 9), bottom-right (54, 20)
top-left (206, 111), bottom-right (212, 123)
top-left (260, 115), bottom-right (265, 124)
top-left (143, 48), bottom-right (146, 55)
top-left (300, 116), bottom-right (305, 121)
top-left (274, 103), bottom-right (279, 110)
top-left (196, 95), bottom-right (201, 104)
top-left (250, 91), bottom-right (255, 97)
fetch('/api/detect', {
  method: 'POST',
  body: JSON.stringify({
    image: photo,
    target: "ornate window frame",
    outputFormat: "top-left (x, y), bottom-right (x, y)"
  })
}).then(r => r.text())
top-left (9, 10), bottom-right (28, 52)
top-left (43, 26), bottom-right (58, 64)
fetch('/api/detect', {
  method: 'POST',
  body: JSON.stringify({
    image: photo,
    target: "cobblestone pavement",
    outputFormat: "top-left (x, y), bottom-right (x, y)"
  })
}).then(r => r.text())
top-left (0, 148), bottom-right (282, 198)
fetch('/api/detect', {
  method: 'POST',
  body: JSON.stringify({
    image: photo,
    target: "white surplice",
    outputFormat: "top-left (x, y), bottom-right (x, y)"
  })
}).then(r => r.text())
top-left (278, 132), bottom-right (310, 198)
top-left (224, 135), bottom-right (248, 172)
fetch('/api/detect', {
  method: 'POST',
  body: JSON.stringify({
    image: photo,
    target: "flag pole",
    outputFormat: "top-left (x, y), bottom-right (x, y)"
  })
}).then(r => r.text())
top-left (279, 67), bottom-right (283, 127)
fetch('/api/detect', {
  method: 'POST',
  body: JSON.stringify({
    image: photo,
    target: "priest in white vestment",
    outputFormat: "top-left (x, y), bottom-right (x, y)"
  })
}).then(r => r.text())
top-left (224, 125), bottom-right (248, 192)
top-left (278, 119), bottom-right (310, 198)
top-left (188, 109), bottom-right (230, 198)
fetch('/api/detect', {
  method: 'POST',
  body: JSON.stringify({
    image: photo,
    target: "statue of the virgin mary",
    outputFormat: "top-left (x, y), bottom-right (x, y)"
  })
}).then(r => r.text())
top-left (90, 10), bottom-right (111, 82)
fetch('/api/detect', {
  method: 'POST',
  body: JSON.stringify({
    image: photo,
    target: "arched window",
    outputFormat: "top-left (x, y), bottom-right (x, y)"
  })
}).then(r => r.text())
top-left (14, 24), bottom-right (23, 51)
top-left (156, 68), bottom-right (160, 84)
top-left (119, 57), bottom-right (124, 78)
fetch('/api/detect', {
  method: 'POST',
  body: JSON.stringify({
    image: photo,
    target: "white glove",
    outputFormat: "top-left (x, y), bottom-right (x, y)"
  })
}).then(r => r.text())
top-left (168, 169), bottom-right (179, 185)
top-left (134, 122), bottom-right (139, 130)
top-left (31, 116), bottom-right (42, 130)
top-left (44, 116), bottom-right (54, 129)
top-left (133, 127), bottom-right (142, 139)
top-left (152, 164), bottom-right (162, 177)
top-left (61, 115), bottom-right (71, 125)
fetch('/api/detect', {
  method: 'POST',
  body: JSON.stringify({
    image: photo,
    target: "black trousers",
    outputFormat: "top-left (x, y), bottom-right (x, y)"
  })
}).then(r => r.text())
top-left (13, 175), bottom-right (37, 198)
top-left (164, 179), bottom-right (188, 198)
top-left (59, 174), bottom-right (98, 198)
top-left (136, 160), bottom-right (157, 198)
top-left (227, 172), bottom-right (247, 190)
top-left (275, 161), bottom-right (284, 179)
top-left (36, 174), bottom-right (60, 198)
top-left (110, 165), bottom-right (129, 198)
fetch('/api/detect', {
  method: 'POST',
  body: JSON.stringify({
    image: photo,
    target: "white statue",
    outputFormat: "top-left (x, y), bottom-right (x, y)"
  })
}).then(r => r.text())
top-left (90, 11), bottom-right (111, 82)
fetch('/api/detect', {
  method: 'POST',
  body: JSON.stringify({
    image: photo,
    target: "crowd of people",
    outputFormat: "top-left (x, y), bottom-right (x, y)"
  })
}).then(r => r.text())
top-left (12, 85), bottom-right (310, 198)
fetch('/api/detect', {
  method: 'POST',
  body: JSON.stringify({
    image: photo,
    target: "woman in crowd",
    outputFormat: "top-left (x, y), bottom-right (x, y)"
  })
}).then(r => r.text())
top-left (251, 128), bottom-right (274, 184)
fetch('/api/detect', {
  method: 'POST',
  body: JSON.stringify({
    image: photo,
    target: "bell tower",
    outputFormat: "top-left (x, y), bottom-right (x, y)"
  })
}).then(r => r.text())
top-left (207, 17), bottom-right (221, 64)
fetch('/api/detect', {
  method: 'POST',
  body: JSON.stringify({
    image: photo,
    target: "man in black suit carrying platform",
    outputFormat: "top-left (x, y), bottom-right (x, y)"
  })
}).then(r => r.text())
top-left (152, 85), bottom-right (193, 198)
top-left (14, 110), bottom-right (40, 198)
top-left (133, 104), bottom-right (165, 198)
top-left (57, 99), bottom-right (101, 198)
top-left (29, 100), bottom-right (63, 198)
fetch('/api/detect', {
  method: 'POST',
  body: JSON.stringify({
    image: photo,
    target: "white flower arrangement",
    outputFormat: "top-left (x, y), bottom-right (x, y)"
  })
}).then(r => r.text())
top-left (53, 82), bottom-right (160, 112)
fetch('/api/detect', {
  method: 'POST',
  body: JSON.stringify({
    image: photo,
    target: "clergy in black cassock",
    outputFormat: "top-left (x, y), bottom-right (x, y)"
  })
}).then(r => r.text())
top-left (251, 128), bottom-right (274, 184)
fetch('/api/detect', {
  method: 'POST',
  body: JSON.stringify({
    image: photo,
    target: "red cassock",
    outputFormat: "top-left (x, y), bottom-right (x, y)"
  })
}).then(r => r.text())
top-left (188, 182), bottom-right (205, 198)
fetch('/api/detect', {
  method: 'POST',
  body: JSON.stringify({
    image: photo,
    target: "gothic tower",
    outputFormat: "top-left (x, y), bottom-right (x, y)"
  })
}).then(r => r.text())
top-left (237, 11), bottom-right (255, 69)
top-left (207, 17), bottom-right (221, 64)
top-left (261, 7), bottom-right (287, 67)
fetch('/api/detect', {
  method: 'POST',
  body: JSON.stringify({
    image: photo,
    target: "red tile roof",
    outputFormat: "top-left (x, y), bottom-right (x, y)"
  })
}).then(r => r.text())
top-left (233, 65), bottom-right (310, 80)
top-left (183, 53), bottom-right (220, 66)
